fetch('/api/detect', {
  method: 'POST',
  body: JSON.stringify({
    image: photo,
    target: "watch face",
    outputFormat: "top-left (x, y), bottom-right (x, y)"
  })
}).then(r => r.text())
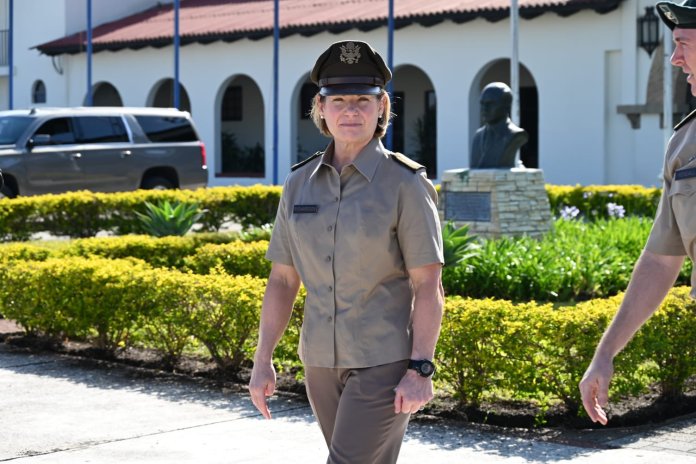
top-left (420, 361), bottom-right (434, 376)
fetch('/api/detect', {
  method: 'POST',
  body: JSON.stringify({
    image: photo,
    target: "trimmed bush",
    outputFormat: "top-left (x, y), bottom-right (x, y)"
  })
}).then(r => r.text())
top-left (0, 185), bottom-right (282, 240)
top-left (184, 240), bottom-right (271, 277)
top-left (546, 184), bottom-right (660, 219)
top-left (0, 243), bottom-right (55, 262)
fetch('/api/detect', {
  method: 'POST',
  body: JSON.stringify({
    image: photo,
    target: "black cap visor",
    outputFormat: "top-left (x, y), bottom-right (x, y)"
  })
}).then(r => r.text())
top-left (319, 84), bottom-right (382, 96)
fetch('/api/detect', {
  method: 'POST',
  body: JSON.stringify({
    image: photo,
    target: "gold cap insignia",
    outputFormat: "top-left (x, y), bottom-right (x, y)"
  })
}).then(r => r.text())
top-left (340, 42), bottom-right (361, 64)
top-left (660, 5), bottom-right (679, 24)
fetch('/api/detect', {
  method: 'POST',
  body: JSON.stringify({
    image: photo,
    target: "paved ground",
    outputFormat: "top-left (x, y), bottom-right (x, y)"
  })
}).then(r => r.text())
top-left (1, 344), bottom-right (696, 463)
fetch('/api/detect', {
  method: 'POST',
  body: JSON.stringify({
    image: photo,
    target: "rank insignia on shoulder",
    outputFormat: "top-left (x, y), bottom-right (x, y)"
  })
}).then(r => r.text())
top-left (291, 152), bottom-right (323, 171)
top-left (390, 152), bottom-right (424, 173)
top-left (675, 109), bottom-right (696, 132)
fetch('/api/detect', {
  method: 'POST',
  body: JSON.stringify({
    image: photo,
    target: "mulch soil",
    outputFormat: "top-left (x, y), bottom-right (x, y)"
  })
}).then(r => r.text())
top-left (2, 317), bottom-right (696, 447)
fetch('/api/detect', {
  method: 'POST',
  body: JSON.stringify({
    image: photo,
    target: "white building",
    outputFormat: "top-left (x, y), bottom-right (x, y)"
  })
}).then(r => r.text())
top-left (0, 0), bottom-right (686, 187)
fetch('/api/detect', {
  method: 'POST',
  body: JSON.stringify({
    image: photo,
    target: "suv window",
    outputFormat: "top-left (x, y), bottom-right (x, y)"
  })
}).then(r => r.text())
top-left (34, 117), bottom-right (77, 145)
top-left (0, 116), bottom-right (33, 144)
top-left (135, 115), bottom-right (197, 142)
top-left (75, 116), bottom-right (129, 143)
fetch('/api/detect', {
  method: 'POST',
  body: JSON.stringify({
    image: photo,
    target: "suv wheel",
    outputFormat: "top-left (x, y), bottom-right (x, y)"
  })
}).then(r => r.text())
top-left (141, 177), bottom-right (175, 190)
top-left (0, 184), bottom-right (16, 199)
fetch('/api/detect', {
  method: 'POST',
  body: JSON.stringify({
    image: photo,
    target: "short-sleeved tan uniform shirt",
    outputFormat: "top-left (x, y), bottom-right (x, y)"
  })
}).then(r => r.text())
top-left (646, 111), bottom-right (696, 297)
top-left (266, 138), bottom-right (444, 368)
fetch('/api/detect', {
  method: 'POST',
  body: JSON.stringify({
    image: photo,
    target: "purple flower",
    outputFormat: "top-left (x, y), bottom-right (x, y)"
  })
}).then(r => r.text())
top-left (607, 202), bottom-right (625, 218)
top-left (560, 205), bottom-right (580, 220)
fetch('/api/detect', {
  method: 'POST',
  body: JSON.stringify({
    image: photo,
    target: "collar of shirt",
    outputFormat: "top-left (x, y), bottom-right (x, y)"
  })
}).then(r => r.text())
top-left (313, 137), bottom-right (385, 183)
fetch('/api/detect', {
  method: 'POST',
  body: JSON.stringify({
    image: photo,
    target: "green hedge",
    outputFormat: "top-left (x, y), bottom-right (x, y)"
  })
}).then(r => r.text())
top-left (546, 184), bottom-right (661, 219)
top-left (0, 183), bottom-right (663, 241)
top-left (1, 254), bottom-right (695, 416)
top-left (443, 217), bottom-right (692, 302)
top-left (0, 256), bottom-right (294, 371)
top-left (438, 288), bottom-right (696, 412)
top-left (0, 185), bottom-right (282, 240)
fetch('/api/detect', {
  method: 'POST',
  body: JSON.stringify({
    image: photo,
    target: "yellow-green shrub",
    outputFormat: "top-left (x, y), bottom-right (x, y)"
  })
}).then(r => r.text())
top-left (60, 234), bottom-right (241, 269)
top-left (0, 243), bottom-right (55, 262)
top-left (634, 287), bottom-right (696, 399)
top-left (0, 257), bottom-right (155, 348)
top-left (184, 240), bottom-right (271, 277)
top-left (436, 291), bottom-right (694, 412)
top-left (63, 235), bottom-right (201, 269)
top-left (0, 256), bottom-right (285, 371)
top-left (0, 196), bottom-right (40, 241)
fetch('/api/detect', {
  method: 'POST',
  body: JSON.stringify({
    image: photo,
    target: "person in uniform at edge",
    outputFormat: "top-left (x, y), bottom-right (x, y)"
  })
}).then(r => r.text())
top-left (579, 0), bottom-right (696, 426)
top-left (248, 40), bottom-right (444, 463)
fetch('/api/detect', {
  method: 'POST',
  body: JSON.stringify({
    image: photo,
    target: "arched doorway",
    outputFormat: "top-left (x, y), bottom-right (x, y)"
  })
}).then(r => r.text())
top-left (293, 76), bottom-right (326, 165)
top-left (215, 75), bottom-right (265, 177)
top-left (148, 78), bottom-right (191, 113)
top-left (392, 64), bottom-right (437, 178)
top-left (469, 60), bottom-right (539, 168)
top-left (90, 82), bottom-right (123, 106)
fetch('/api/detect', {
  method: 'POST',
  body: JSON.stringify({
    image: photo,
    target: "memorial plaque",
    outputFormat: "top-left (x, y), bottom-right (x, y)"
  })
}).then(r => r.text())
top-left (445, 192), bottom-right (491, 222)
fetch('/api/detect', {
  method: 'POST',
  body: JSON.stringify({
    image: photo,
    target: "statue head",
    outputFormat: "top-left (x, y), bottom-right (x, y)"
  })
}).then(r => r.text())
top-left (479, 82), bottom-right (512, 125)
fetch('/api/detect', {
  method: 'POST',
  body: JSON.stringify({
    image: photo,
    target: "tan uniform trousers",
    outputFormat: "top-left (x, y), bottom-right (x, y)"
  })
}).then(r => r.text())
top-left (304, 360), bottom-right (411, 464)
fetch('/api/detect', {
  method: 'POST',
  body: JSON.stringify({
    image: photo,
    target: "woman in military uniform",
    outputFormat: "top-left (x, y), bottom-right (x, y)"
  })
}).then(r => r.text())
top-left (249, 40), bottom-right (444, 463)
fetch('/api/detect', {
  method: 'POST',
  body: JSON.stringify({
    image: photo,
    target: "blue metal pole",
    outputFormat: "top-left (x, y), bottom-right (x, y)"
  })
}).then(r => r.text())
top-left (386, 0), bottom-right (394, 150)
top-left (174, 0), bottom-right (180, 109)
top-left (8, 0), bottom-right (13, 109)
top-left (86, 0), bottom-right (93, 106)
top-left (273, 0), bottom-right (279, 184)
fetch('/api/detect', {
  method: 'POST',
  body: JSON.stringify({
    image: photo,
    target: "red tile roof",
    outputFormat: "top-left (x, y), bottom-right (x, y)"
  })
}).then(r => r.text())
top-left (36, 0), bottom-right (623, 55)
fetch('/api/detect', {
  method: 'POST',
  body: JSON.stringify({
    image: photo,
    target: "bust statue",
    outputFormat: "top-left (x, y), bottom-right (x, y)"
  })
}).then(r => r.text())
top-left (470, 82), bottom-right (529, 169)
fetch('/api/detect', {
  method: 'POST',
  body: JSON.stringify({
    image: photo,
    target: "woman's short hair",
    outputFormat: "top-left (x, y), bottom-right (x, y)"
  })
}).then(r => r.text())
top-left (309, 90), bottom-right (392, 139)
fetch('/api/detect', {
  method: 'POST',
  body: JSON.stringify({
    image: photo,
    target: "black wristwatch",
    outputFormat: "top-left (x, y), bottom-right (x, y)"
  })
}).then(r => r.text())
top-left (408, 359), bottom-right (436, 378)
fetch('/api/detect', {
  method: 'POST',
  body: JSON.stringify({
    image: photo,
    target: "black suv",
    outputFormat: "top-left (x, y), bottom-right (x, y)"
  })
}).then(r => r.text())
top-left (0, 107), bottom-right (208, 198)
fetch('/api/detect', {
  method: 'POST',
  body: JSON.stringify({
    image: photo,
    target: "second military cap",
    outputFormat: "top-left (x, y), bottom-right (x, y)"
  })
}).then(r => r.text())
top-left (310, 40), bottom-right (392, 96)
top-left (657, 0), bottom-right (696, 29)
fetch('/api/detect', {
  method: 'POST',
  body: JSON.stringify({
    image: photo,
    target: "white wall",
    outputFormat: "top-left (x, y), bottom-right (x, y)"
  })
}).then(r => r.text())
top-left (1, 0), bottom-right (69, 110)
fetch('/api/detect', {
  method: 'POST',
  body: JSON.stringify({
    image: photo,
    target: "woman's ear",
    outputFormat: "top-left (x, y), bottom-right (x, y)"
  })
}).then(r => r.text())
top-left (317, 95), bottom-right (325, 118)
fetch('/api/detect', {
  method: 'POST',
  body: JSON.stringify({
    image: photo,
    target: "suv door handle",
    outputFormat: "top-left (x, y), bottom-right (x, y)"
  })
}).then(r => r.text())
top-left (120, 150), bottom-right (132, 158)
top-left (70, 152), bottom-right (82, 159)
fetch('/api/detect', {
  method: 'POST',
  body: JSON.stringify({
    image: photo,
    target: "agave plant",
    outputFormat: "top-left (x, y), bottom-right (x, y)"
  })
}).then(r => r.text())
top-left (442, 221), bottom-right (480, 267)
top-left (135, 200), bottom-right (204, 237)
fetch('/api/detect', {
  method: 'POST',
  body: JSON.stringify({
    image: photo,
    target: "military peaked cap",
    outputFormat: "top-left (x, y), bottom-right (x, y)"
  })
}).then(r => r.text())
top-left (658, 0), bottom-right (696, 29)
top-left (310, 40), bottom-right (392, 96)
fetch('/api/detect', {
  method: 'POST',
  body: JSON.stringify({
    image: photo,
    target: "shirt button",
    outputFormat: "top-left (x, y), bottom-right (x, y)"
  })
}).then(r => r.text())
top-left (328, 285), bottom-right (333, 292)
top-left (327, 225), bottom-right (333, 232)
top-left (326, 256), bottom-right (332, 262)
top-left (327, 316), bottom-right (333, 322)
top-left (335, 196), bottom-right (339, 201)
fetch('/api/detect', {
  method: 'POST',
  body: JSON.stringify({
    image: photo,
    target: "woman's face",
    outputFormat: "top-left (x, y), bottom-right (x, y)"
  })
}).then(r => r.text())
top-left (320, 94), bottom-right (384, 145)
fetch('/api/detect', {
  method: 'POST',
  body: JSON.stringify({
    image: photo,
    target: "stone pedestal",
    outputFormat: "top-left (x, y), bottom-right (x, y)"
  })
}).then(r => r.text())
top-left (439, 168), bottom-right (552, 239)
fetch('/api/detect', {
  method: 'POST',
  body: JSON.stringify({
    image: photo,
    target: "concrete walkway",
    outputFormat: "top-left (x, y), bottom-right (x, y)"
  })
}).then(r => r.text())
top-left (1, 345), bottom-right (696, 463)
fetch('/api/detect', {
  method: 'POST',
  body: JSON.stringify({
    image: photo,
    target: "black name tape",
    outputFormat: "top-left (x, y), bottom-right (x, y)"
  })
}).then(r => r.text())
top-left (293, 204), bottom-right (319, 214)
top-left (675, 167), bottom-right (696, 181)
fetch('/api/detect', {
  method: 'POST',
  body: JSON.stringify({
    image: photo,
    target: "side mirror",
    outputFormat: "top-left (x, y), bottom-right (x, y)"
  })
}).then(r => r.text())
top-left (27, 134), bottom-right (51, 150)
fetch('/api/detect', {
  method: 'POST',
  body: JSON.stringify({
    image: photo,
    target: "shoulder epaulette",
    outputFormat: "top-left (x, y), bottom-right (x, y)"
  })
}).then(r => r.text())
top-left (675, 109), bottom-right (696, 132)
top-left (390, 152), bottom-right (424, 173)
top-left (291, 151), bottom-right (323, 172)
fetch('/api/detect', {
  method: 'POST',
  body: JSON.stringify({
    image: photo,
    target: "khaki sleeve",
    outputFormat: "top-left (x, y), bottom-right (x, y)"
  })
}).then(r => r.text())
top-left (645, 175), bottom-right (686, 256)
top-left (265, 182), bottom-right (295, 266)
top-left (397, 171), bottom-right (444, 269)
